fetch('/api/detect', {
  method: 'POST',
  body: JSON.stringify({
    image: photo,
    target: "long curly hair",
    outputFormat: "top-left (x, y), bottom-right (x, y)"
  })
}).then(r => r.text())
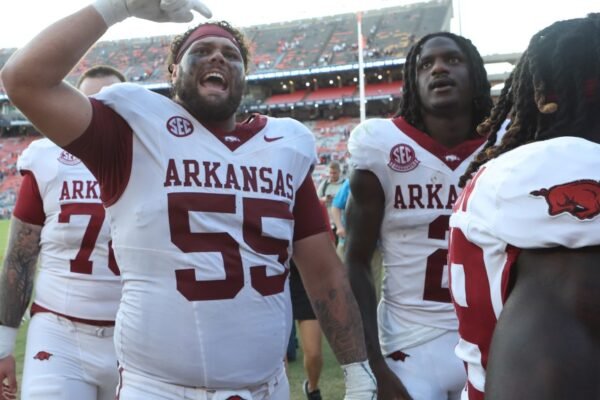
top-left (459, 14), bottom-right (600, 187)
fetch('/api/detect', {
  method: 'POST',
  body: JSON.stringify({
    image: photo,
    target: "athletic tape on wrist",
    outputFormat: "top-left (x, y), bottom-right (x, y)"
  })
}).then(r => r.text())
top-left (0, 326), bottom-right (18, 359)
top-left (342, 360), bottom-right (377, 397)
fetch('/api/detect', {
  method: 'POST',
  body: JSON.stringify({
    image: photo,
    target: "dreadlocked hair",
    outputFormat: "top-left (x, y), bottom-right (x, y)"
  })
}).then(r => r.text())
top-left (167, 20), bottom-right (251, 75)
top-left (459, 14), bottom-right (600, 187)
top-left (398, 32), bottom-right (493, 135)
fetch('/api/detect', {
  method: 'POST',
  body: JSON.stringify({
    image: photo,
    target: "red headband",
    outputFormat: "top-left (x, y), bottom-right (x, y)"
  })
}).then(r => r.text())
top-left (175, 24), bottom-right (241, 64)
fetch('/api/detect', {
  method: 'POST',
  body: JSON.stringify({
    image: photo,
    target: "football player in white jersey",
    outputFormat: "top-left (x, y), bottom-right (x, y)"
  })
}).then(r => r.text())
top-left (346, 33), bottom-right (493, 399)
top-left (450, 14), bottom-right (600, 400)
top-left (1, 2), bottom-right (378, 399)
top-left (0, 66), bottom-right (125, 400)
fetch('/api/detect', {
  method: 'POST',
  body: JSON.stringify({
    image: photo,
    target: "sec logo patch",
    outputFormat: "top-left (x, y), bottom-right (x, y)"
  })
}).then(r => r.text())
top-left (166, 116), bottom-right (194, 137)
top-left (388, 143), bottom-right (419, 172)
top-left (57, 150), bottom-right (81, 165)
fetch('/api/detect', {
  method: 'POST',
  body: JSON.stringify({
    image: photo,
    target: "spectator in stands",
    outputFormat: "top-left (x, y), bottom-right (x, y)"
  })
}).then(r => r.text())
top-left (346, 32), bottom-right (493, 400)
top-left (0, 65), bottom-right (124, 400)
top-left (452, 14), bottom-right (600, 400)
top-left (1, 2), bottom-right (377, 399)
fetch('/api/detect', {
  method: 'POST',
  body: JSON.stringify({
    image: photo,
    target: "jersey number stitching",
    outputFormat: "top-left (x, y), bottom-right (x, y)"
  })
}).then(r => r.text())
top-left (58, 203), bottom-right (119, 276)
top-left (423, 215), bottom-right (451, 302)
top-left (168, 193), bottom-right (292, 301)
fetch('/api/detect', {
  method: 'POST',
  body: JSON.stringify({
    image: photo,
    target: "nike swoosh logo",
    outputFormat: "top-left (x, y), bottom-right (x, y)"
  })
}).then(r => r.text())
top-left (264, 135), bottom-right (284, 142)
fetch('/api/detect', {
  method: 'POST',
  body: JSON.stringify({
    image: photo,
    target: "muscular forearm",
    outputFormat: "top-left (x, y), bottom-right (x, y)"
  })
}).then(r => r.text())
top-left (2, 7), bottom-right (107, 98)
top-left (294, 232), bottom-right (368, 364)
top-left (309, 269), bottom-right (368, 364)
top-left (346, 257), bottom-right (382, 363)
top-left (0, 218), bottom-right (41, 328)
top-left (1, 6), bottom-right (107, 146)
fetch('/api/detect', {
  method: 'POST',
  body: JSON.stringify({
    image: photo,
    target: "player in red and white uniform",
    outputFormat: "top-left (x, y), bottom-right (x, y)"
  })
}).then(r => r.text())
top-left (449, 15), bottom-right (600, 400)
top-left (346, 33), bottom-right (493, 400)
top-left (0, 66), bottom-right (125, 400)
top-left (1, 2), bottom-right (378, 399)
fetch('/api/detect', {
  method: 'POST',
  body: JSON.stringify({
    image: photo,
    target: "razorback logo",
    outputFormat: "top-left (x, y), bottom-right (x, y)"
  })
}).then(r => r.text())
top-left (530, 179), bottom-right (600, 220)
top-left (387, 350), bottom-right (410, 362)
top-left (33, 351), bottom-right (53, 361)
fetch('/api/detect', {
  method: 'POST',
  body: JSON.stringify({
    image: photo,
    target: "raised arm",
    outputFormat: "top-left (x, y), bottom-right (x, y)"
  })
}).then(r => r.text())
top-left (345, 169), bottom-right (412, 400)
top-left (0, 217), bottom-right (42, 396)
top-left (1, 6), bottom-right (107, 146)
top-left (1, 0), bottom-right (211, 146)
top-left (486, 246), bottom-right (600, 400)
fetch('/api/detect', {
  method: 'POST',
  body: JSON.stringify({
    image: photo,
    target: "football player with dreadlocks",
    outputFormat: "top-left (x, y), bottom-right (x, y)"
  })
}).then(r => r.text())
top-left (449, 14), bottom-right (600, 400)
top-left (346, 32), bottom-right (493, 399)
top-left (1, 1), bottom-right (378, 399)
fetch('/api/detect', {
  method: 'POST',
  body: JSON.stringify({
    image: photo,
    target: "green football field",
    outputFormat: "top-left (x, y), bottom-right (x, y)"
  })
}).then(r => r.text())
top-left (0, 219), bottom-right (346, 399)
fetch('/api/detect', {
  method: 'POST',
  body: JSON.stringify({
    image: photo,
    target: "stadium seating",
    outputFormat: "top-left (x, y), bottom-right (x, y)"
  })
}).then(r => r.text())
top-left (0, 0), bottom-right (453, 212)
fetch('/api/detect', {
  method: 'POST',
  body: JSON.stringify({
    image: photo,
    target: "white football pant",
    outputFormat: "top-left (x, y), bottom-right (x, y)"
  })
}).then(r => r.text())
top-left (116, 364), bottom-right (289, 400)
top-left (21, 312), bottom-right (118, 400)
top-left (385, 330), bottom-right (465, 400)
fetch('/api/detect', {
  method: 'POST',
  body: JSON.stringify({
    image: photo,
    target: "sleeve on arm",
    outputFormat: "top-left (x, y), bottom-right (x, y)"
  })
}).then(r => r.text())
top-left (476, 146), bottom-right (600, 249)
top-left (64, 98), bottom-right (133, 206)
top-left (293, 173), bottom-right (330, 241)
top-left (13, 171), bottom-right (45, 226)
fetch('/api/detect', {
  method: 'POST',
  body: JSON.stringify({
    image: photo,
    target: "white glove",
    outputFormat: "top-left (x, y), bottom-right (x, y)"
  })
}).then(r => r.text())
top-left (0, 326), bottom-right (18, 359)
top-left (93, 0), bottom-right (212, 27)
top-left (342, 361), bottom-right (377, 400)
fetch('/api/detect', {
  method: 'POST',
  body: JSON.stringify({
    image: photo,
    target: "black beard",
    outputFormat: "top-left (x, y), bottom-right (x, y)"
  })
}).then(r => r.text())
top-left (172, 78), bottom-right (243, 123)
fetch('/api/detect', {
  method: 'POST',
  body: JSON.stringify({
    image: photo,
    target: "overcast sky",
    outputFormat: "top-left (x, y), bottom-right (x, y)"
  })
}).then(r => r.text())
top-left (0, 0), bottom-right (597, 55)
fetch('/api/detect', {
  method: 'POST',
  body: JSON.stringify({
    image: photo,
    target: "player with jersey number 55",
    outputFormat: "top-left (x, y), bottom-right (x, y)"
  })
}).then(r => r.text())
top-left (0, 1), bottom-right (377, 399)
top-left (450, 14), bottom-right (600, 400)
top-left (345, 32), bottom-right (493, 399)
top-left (0, 65), bottom-right (125, 400)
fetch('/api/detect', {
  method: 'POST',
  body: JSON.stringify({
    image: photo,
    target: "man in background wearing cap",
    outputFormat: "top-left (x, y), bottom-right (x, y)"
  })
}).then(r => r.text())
top-left (0, 1), bottom-right (378, 399)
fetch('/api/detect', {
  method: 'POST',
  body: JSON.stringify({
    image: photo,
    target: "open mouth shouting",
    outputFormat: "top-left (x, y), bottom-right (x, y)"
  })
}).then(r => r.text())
top-left (200, 71), bottom-right (229, 93)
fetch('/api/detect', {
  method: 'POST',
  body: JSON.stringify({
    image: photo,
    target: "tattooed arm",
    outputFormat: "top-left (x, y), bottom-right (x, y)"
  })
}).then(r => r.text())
top-left (0, 217), bottom-right (42, 327)
top-left (293, 231), bottom-right (366, 364)
top-left (294, 232), bottom-right (377, 399)
top-left (0, 216), bottom-right (42, 395)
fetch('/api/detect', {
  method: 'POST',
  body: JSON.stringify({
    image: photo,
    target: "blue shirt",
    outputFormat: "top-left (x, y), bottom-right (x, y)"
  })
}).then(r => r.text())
top-left (332, 179), bottom-right (350, 210)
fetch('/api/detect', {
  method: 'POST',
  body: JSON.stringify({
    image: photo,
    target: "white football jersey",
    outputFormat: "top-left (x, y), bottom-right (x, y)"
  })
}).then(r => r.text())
top-left (348, 117), bottom-right (486, 352)
top-left (449, 136), bottom-right (600, 400)
top-left (17, 139), bottom-right (121, 321)
top-left (93, 84), bottom-right (317, 388)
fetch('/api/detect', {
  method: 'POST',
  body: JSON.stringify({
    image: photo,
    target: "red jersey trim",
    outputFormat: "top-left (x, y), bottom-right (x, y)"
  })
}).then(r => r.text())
top-left (391, 117), bottom-right (485, 170)
top-left (13, 171), bottom-right (45, 226)
top-left (293, 173), bottom-right (330, 241)
top-left (64, 98), bottom-right (133, 208)
top-left (500, 245), bottom-right (521, 303)
top-left (31, 303), bottom-right (115, 326)
top-left (203, 114), bottom-right (268, 151)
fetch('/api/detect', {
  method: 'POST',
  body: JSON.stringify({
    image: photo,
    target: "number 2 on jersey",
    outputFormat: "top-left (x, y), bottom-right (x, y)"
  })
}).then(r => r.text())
top-left (424, 215), bottom-right (451, 302)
